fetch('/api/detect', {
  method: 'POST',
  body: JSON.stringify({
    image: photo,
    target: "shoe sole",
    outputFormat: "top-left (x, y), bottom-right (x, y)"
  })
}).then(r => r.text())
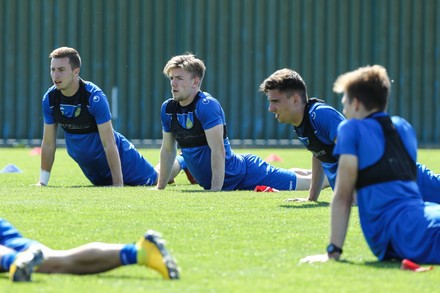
top-left (145, 230), bottom-right (180, 280)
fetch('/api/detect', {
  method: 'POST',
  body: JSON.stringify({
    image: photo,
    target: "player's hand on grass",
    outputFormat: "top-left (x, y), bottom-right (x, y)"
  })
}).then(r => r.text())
top-left (300, 254), bottom-right (330, 263)
top-left (33, 182), bottom-right (46, 187)
top-left (300, 252), bottom-right (340, 263)
top-left (285, 197), bottom-right (311, 202)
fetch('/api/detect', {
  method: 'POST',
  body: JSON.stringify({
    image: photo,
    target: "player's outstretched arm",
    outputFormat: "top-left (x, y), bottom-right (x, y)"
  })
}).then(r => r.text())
top-left (38, 123), bottom-right (57, 186)
top-left (205, 125), bottom-right (225, 192)
top-left (98, 121), bottom-right (123, 187)
top-left (157, 132), bottom-right (178, 189)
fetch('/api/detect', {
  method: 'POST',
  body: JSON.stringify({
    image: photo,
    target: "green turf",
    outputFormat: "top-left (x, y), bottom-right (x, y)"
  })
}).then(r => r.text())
top-left (1, 147), bottom-right (439, 292)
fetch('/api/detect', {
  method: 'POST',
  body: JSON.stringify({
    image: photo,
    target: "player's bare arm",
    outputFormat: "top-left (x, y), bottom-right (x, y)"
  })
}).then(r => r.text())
top-left (157, 131), bottom-right (178, 189)
top-left (98, 121), bottom-right (123, 187)
top-left (308, 155), bottom-right (326, 201)
top-left (285, 155), bottom-right (324, 202)
top-left (300, 154), bottom-right (356, 263)
top-left (38, 123), bottom-right (58, 186)
top-left (329, 154), bottom-right (357, 257)
top-left (205, 125), bottom-right (225, 191)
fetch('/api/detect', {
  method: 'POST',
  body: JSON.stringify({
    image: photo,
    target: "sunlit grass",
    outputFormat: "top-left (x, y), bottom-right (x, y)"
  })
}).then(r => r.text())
top-left (1, 147), bottom-right (439, 292)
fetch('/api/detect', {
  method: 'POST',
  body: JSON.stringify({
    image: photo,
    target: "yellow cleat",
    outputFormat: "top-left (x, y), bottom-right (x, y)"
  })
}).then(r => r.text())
top-left (136, 230), bottom-right (179, 280)
top-left (10, 246), bottom-right (44, 282)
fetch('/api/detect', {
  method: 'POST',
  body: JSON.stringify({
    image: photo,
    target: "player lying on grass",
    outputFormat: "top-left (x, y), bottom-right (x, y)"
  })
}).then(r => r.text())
top-left (260, 68), bottom-right (440, 203)
top-left (156, 53), bottom-right (321, 192)
top-left (301, 65), bottom-right (440, 264)
top-left (0, 218), bottom-right (179, 282)
top-left (38, 47), bottom-right (189, 187)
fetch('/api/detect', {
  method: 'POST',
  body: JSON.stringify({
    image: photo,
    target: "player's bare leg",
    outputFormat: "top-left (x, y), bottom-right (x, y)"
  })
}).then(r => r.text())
top-left (36, 243), bottom-right (123, 274)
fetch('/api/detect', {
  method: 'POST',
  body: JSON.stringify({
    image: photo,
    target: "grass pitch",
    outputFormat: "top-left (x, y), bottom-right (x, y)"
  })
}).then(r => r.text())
top-left (1, 147), bottom-right (439, 292)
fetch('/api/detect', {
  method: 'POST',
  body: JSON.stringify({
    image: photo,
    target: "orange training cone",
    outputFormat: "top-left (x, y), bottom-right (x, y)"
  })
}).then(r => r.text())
top-left (265, 153), bottom-right (283, 162)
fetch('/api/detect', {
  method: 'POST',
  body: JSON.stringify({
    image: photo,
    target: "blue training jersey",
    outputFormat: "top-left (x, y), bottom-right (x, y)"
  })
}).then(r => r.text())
top-left (334, 112), bottom-right (440, 262)
top-left (296, 102), bottom-right (345, 189)
top-left (298, 103), bottom-right (439, 200)
top-left (161, 92), bottom-right (246, 190)
top-left (416, 162), bottom-right (440, 203)
top-left (42, 80), bottom-right (156, 186)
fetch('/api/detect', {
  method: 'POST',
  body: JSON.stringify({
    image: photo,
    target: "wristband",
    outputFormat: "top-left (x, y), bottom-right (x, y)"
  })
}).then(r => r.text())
top-left (327, 243), bottom-right (343, 255)
top-left (40, 170), bottom-right (50, 186)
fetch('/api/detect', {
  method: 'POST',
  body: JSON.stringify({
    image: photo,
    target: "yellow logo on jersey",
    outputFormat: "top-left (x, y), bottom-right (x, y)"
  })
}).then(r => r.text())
top-left (186, 117), bottom-right (193, 128)
top-left (74, 107), bottom-right (81, 117)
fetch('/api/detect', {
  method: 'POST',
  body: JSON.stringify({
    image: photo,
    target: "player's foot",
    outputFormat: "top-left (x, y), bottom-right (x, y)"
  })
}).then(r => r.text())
top-left (10, 247), bottom-right (44, 282)
top-left (136, 230), bottom-right (179, 280)
top-left (183, 168), bottom-right (198, 184)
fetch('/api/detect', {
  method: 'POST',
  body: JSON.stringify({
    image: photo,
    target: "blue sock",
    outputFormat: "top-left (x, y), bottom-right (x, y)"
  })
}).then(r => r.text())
top-left (176, 155), bottom-right (187, 170)
top-left (1, 252), bottom-right (17, 271)
top-left (120, 244), bottom-right (137, 265)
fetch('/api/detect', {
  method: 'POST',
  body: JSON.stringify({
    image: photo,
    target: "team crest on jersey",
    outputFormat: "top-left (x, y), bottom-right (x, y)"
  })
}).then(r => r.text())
top-left (60, 104), bottom-right (81, 118)
top-left (186, 116), bottom-right (193, 128)
top-left (177, 112), bottom-right (194, 129)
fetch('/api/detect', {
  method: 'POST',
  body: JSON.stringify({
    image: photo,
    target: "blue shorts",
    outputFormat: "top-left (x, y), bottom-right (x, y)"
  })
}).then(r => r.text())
top-left (0, 218), bottom-right (39, 252)
top-left (236, 154), bottom-right (297, 190)
top-left (383, 202), bottom-right (440, 263)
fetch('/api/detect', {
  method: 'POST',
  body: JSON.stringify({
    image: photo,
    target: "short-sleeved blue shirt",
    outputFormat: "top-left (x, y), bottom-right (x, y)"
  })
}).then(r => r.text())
top-left (42, 80), bottom-right (157, 186)
top-left (295, 102), bottom-right (345, 189)
top-left (162, 91), bottom-right (298, 190)
top-left (334, 112), bottom-right (440, 263)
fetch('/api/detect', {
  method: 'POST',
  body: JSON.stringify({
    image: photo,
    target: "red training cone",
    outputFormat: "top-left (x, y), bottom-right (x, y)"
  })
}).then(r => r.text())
top-left (254, 185), bottom-right (279, 192)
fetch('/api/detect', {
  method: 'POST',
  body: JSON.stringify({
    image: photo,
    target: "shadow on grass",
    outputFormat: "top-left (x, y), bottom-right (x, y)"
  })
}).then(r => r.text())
top-left (179, 189), bottom-right (209, 193)
top-left (335, 259), bottom-right (402, 270)
top-left (44, 185), bottom-right (95, 188)
top-left (178, 189), bottom-right (244, 193)
top-left (93, 273), bottom-right (159, 281)
top-left (279, 202), bottom-right (329, 209)
top-left (363, 260), bottom-right (403, 269)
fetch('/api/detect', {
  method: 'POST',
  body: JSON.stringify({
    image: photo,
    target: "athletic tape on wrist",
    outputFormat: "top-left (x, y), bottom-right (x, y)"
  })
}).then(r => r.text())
top-left (40, 170), bottom-right (50, 186)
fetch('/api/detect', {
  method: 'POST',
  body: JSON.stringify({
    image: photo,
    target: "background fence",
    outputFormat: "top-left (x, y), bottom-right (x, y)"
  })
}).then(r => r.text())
top-left (1, 0), bottom-right (439, 147)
